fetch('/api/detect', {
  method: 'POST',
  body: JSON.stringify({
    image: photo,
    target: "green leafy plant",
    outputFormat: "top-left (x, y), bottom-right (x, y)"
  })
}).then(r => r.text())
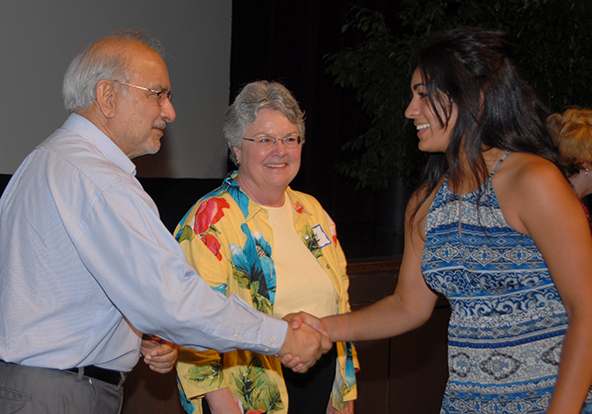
top-left (326, 0), bottom-right (592, 189)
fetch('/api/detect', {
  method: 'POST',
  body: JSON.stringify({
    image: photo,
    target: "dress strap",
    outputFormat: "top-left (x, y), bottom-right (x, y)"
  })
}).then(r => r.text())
top-left (490, 151), bottom-right (511, 177)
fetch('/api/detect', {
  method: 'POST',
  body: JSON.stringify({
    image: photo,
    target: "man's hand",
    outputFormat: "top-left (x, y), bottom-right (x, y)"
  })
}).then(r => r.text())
top-left (141, 335), bottom-right (179, 374)
top-left (277, 313), bottom-right (332, 373)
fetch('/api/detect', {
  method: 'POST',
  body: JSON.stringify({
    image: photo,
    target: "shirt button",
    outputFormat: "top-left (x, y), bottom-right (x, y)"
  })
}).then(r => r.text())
top-left (304, 235), bottom-right (309, 240)
top-left (270, 339), bottom-right (275, 345)
top-left (234, 334), bottom-right (239, 339)
top-left (265, 348), bottom-right (270, 352)
top-left (326, 264), bottom-right (331, 269)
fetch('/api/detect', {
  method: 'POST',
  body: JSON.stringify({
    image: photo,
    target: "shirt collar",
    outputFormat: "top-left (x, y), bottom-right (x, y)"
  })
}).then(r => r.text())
top-left (62, 113), bottom-right (137, 176)
top-left (222, 171), bottom-right (311, 219)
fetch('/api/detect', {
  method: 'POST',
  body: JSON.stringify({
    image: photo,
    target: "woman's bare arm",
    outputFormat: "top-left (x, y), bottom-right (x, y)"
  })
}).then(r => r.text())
top-left (496, 153), bottom-right (592, 413)
top-left (323, 191), bottom-right (439, 343)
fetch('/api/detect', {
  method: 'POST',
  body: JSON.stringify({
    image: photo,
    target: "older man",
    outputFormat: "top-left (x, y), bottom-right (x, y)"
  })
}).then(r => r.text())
top-left (0, 30), bottom-right (329, 414)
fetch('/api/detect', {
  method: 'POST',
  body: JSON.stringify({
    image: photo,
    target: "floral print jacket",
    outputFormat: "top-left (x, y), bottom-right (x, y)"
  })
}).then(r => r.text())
top-left (174, 172), bottom-right (358, 414)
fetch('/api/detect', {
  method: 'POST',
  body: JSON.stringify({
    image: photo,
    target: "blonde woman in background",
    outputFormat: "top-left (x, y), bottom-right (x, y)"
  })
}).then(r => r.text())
top-left (548, 109), bottom-right (592, 220)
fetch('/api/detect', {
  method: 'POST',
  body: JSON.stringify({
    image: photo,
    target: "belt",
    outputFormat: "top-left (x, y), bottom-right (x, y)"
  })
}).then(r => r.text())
top-left (67, 365), bottom-right (126, 387)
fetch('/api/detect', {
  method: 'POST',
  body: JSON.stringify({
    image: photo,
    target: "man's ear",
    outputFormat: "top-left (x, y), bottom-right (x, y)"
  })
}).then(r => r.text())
top-left (94, 80), bottom-right (117, 118)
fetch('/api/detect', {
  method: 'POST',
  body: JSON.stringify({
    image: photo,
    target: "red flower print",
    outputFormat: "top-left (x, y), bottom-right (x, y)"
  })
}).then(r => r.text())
top-left (200, 234), bottom-right (222, 261)
top-left (246, 411), bottom-right (265, 414)
top-left (294, 201), bottom-right (304, 214)
top-left (194, 197), bottom-right (230, 234)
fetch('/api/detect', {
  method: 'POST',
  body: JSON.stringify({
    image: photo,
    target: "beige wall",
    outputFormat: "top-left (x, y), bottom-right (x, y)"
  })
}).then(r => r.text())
top-left (0, 0), bottom-right (231, 178)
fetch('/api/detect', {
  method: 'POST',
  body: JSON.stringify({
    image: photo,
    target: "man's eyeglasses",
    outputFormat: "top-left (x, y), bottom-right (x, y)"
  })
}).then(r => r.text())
top-left (243, 135), bottom-right (304, 149)
top-left (112, 80), bottom-right (173, 105)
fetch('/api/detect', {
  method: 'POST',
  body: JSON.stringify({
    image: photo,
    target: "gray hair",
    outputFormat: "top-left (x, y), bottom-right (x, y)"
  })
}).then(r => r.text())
top-left (62, 30), bottom-right (165, 113)
top-left (224, 81), bottom-right (305, 165)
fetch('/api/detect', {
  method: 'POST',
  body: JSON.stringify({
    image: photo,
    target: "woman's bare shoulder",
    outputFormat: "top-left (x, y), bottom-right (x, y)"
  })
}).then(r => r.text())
top-left (494, 152), bottom-right (575, 233)
top-left (498, 152), bottom-right (565, 192)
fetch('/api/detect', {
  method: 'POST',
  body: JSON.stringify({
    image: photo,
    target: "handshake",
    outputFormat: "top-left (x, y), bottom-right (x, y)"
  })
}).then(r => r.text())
top-left (276, 312), bottom-right (332, 373)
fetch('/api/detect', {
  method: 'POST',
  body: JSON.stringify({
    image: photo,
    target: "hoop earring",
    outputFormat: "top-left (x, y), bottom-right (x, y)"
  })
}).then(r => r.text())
top-left (586, 168), bottom-right (589, 180)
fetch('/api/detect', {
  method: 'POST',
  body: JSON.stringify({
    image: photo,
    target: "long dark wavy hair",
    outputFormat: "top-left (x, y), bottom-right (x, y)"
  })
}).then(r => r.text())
top-left (410, 28), bottom-right (561, 221)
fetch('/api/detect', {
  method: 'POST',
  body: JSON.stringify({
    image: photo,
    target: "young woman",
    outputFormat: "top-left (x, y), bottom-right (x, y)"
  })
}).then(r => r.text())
top-left (288, 28), bottom-right (592, 413)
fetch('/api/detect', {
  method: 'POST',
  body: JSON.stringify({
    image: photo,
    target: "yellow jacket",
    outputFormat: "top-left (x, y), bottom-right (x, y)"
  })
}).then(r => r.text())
top-left (175, 173), bottom-right (358, 414)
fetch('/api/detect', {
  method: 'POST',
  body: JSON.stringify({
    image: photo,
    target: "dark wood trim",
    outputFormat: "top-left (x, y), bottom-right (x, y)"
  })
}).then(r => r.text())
top-left (347, 256), bottom-right (402, 274)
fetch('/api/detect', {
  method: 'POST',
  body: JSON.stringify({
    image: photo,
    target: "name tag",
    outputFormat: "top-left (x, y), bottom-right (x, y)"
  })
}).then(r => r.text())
top-left (312, 225), bottom-right (331, 248)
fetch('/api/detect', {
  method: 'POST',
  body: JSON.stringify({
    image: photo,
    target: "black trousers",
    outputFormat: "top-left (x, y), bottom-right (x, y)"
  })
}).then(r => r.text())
top-left (281, 346), bottom-right (337, 413)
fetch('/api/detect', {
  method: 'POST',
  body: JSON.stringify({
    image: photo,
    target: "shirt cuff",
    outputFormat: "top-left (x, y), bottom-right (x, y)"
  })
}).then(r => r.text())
top-left (255, 314), bottom-right (288, 355)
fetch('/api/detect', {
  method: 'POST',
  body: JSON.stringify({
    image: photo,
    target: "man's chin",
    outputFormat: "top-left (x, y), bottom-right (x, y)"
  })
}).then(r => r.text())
top-left (147, 135), bottom-right (163, 153)
top-left (147, 142), bottom-right (161, 155)
top-left (130, 142), bottom-right (161, 159)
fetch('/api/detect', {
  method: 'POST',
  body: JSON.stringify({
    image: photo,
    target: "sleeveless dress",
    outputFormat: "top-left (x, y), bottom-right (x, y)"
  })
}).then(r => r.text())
top-left (421, 153), bottom-right (592, 413)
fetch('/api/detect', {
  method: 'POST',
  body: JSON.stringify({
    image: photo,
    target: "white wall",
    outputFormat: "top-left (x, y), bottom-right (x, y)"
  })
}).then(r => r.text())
top-left (0, 0), bottom-right (231, 178)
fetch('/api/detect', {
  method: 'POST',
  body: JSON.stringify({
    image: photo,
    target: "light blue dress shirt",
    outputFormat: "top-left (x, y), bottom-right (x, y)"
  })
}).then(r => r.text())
top-left (0, 114), bottom-right (287, 372)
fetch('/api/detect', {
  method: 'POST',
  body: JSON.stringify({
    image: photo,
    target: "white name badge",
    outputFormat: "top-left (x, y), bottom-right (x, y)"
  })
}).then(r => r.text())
top-left (312, 225), bottom-right (331, 248)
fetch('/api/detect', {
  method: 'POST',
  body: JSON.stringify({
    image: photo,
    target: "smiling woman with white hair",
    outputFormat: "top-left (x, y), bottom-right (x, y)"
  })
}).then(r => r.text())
top-left (174, 81), bottom-right (358, 414)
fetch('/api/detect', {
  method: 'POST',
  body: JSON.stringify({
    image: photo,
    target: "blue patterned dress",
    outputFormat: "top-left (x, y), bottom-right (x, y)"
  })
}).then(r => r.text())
top-left (422, 154), bottom-right (592, 413)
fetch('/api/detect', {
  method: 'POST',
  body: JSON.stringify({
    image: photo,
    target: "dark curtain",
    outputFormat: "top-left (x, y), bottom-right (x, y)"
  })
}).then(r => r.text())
top-left (229, 1), bottom-right (403, 258)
